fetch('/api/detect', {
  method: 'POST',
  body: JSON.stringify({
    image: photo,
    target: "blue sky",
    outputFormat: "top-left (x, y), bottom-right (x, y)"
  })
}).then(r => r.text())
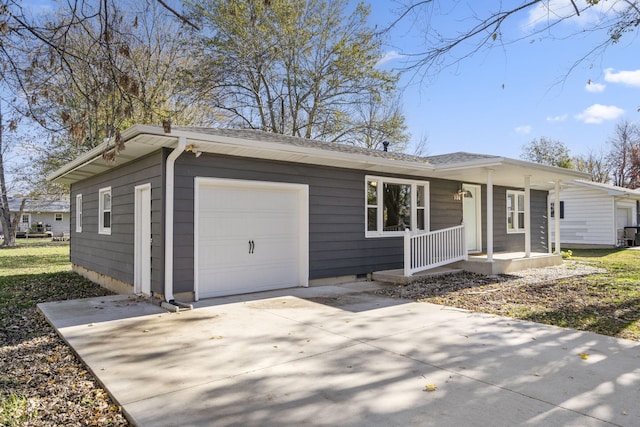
top-left (14, 0), bottom-right (640, 163)
top-left (365, 0), bottom-right (640, 159)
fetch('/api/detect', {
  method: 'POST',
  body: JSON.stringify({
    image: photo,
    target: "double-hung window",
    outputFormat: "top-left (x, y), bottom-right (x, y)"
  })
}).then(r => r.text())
top-left (366, 176), bottom-right (429, 237)
top-left (506, 190), bottom-right (525, 233)
top-left (99, 187), bottom-right (112, 235)
top-left (76, 194), bottom-right (83, 233)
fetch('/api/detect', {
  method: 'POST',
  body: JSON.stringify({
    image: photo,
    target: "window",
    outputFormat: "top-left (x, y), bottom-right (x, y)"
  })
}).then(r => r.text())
top-left (76, 194), bottom-right (83, 233)
top-left (366, 176), bottom-right (429, 237)
top-left (55, 213), bottom-right (63, 221)
top-left (507, 190), bottom-right (525, 233)
top-left (99, 187), bottom-right (112, 235)
top-left (550, 201), bottom-right (564, 219)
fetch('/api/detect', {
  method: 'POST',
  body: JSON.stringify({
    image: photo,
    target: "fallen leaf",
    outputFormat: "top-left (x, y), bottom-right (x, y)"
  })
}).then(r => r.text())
top-left (424, 383), bottom-right (437, 392)
top-left (578, 352), bottom-right (589, 360)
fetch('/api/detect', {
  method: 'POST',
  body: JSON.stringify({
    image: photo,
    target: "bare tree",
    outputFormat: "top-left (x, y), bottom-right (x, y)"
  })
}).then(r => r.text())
top-left (186, 0), bottom-right (409, 149)
top-left (0, 0), bottom-right (204, 239)
top-left (573, 149), bottom-right (611, 183)
top-left (521, 137), bottom-right (573, 168)
top-left (0, 102), bottom-right (26, 247)
top-left (339, 93), bottom-right (410, 151)
top-left (388, 1), bottom-right (640, 76)
top-left (22, 1), bottom-right (217, 158)
top-left (608, 120), bottom-right (640, 188)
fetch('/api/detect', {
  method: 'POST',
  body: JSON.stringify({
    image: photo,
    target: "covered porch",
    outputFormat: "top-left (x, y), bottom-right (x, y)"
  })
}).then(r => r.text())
top-left (373, 156), bottom-right (586, 284)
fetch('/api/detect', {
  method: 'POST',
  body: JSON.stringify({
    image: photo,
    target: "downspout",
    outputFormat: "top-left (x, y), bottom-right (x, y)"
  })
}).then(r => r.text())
top-left (164, 136), bottom-right (186, 303)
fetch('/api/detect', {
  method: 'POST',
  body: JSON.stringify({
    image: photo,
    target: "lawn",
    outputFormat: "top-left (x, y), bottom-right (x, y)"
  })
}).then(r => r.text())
top-left (0, 239), bottom-right (128, 426)
top-left (508, 249), bottom-right (640, 340)
top-left (0, 242), bottom-right (638, 425)
top-left (390, 249), bottom-right (640, 341)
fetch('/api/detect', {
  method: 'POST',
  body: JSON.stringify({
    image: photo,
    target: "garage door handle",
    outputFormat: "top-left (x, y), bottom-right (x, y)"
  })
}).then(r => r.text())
top-left (249, 240), bottom-right (255, 254)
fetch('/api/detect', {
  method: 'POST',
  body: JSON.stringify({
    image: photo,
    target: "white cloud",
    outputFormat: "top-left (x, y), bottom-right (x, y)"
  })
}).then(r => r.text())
top-left (546, 114), bottom-right (568, 123)
top-left (604, 68), bottom-right (640, 87)
top-left (376, 50), bottom-right (405, 67)
top-left (585, 81), bottom-right (606, 93)
top-left (575, 104), bottom-right (624, 124)
top-left (515, 125), bottom-right (532, 135)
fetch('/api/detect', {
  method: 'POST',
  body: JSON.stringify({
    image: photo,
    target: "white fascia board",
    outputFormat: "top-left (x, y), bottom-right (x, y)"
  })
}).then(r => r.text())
top-left (437, 156), bottom-right (589, 180)
top-left (46, 139), bottom-right (112, 182)
top-left (566, 179), bottom-right (640, 198)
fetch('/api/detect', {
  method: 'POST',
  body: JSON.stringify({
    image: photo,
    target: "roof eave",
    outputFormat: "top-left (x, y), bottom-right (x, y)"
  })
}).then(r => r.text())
top-left (48, 125), bottom-right (438, 184)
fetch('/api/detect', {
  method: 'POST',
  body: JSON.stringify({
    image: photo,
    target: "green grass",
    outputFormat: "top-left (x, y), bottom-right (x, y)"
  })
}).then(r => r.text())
top-left (0, 393), bottom-right (36, 425)
top-left (0, 239), bottom-right (72, 276)
top-left (508, 249), bottom-right (640, 340)
top-left (0, 240), bottom-right (122, 425)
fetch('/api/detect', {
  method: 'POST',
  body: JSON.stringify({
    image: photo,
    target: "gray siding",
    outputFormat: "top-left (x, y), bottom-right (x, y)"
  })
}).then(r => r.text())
top-left (172, 154), bottom-right (398, 292)
top-left (70, 152), bottom-right (164, 292)
top-left (68, 148), bottom-right (550, 297)
top-left (171, 153), bottom-right (480, 292)
top-left (483, 187), bottom-right (548, 253)
top-left (430, 179), bottom-right (463, 230)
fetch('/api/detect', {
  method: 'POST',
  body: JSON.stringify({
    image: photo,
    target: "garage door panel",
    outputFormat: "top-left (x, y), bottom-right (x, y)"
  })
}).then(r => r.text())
top-left (196, 179), bottom-right (307, 299)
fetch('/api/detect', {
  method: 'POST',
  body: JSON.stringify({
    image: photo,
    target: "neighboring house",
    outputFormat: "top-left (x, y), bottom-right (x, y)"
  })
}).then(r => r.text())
top-left (48, 125), bottom-right (587, 303)
top-left (0, 198), bottom-right (70, 237)
top-left (549, 180), bottom-right (640, 248)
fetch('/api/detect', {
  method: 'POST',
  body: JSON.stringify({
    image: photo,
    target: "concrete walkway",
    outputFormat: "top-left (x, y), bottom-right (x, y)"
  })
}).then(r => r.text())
top-left (39, 282), bottom-right (640, 426)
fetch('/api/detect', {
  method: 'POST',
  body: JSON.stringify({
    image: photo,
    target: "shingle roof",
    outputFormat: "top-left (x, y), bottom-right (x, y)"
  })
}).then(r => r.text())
top-left (171, 126), bottom-right (432, 164)
top-left (422, 152), bottom-right (501, 165)
top-left (175, 127), bottom-right (507, 167)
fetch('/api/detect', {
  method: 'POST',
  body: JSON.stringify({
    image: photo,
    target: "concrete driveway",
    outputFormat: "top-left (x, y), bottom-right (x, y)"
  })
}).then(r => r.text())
top-left (39, 281), bottom-right (640, 426)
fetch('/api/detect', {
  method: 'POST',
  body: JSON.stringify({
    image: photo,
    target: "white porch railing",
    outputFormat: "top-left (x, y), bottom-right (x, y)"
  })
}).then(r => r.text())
top-left (404, 225), bottom-right (467, 276)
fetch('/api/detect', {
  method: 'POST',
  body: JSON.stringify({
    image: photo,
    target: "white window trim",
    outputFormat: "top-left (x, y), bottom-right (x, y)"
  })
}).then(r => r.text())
top-left (99, 187), bottom-right (112, 235)
top-left (507, 190), bottom-right (526, 234)
top-left (365, 176), bottom-right (430, 238)
top-left (76, 194), bottom-right (83, 233)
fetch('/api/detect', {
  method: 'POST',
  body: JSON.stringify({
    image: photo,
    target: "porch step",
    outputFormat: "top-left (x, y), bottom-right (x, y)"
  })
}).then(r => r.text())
top-left (372, 267), bottom-right (464, 285)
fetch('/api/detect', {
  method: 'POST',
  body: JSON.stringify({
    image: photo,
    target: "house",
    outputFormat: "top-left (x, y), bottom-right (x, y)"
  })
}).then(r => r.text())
top-left (549, 180), bottom-right (640, 248)
top-left (0, 198), bottom-right (70, 237)
top-left (47, 125), bottom-right (588, 303)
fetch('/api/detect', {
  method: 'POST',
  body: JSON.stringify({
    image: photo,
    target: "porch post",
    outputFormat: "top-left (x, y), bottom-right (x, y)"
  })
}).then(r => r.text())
top-left (524, 175), bottom-right (531, 258)
top-left (548, 194), bottom-right (552, 254)
top-left (554, 180), bottom-right (561, 254)
top-left (486, 169), bottom-right (494, 262)
top-left (403, 228), bottom-right (411, 277)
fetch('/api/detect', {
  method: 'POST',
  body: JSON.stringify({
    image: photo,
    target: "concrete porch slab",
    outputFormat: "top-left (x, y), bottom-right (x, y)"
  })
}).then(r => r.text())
top-left (453, 252), bottom-right (563, 275)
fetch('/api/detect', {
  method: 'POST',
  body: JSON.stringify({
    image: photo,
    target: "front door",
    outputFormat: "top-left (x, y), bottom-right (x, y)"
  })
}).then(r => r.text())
top-left (462, 184), bottom-right (482, 253)
top-left (134, 184), bottom-right (152, 295)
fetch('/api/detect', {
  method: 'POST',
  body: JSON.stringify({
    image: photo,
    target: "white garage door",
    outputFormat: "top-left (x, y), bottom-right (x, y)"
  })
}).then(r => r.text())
top-left (195, 178), bottom-right (308, 299)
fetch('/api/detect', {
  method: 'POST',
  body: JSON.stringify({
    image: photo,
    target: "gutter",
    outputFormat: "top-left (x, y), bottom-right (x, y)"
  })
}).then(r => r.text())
top-left (163, 136), bottom-right (186, 304)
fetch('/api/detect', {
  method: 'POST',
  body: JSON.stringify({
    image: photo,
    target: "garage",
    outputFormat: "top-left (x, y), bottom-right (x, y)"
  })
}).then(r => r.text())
top-left (194, 178), bottom-right (309, 299)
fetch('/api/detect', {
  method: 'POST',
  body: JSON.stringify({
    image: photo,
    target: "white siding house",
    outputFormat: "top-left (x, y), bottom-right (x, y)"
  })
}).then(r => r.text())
top-left (0, 198), bottom-right (71, 237)
top-left (549, 180), bottom-right (640, 248)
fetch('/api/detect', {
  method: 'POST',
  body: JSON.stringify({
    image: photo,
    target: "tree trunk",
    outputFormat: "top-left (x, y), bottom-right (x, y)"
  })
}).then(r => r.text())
top-left (0, 103), bottom-right (26, 247)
